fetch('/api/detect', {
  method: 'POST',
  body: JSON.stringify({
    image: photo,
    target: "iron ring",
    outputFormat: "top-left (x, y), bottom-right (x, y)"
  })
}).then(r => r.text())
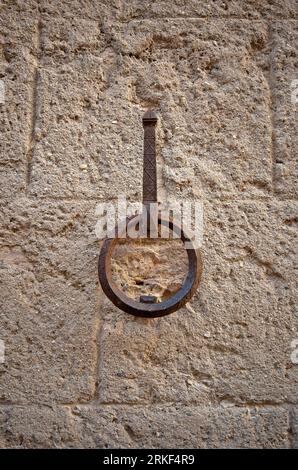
top-left (98, 214), bottom-right (203, 318)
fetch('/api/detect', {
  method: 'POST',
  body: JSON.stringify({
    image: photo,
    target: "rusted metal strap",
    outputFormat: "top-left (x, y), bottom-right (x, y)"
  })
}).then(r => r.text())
top-left (98, 110), bottom-right (203, 317)
top-left (142, 110), bottom-right (158, 207)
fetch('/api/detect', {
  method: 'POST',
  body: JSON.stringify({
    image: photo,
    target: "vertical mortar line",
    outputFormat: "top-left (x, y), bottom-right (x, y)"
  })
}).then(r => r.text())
top-left (95, 317), bottom-right (106, 402)
top-left (267, 22), bottom-right (277, 194)
top-left (93, 287), bottom-right (105, 401)
top-left (26, 17), bottom-right (42, 190)
top-left (288, 406), bottom-right (295, 449)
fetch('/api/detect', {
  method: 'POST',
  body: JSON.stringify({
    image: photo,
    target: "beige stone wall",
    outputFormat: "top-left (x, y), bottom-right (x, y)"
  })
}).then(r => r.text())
top-left (0, 0), bottom-right (297, 448)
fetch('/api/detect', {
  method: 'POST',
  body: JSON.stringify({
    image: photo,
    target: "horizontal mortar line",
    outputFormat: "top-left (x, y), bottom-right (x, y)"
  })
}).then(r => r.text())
top-left (15, 16), bottom-right (295, 33)
top-left (85, 401), bottom-right (298, 408)
top-left (1, 195), bottom-right (298, 204)
top-left (26, 13), bottom-right (297, 22)
top-left (16, 15), bottom-right (293, 24)
top-left (126, 16), bottom-right (296, 22)
top-left (6, 17), bottom-right (296, 33)
top-left (0, 402), bottom-right (295, 408)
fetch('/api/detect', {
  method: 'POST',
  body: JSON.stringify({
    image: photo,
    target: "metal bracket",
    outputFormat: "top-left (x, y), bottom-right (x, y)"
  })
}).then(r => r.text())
top-left (98, 111), bottom-right (203, 318)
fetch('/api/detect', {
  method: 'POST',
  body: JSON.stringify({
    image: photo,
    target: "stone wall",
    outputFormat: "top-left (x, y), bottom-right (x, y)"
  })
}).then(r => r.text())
top-left (0, 0), bottom-right (297, 448)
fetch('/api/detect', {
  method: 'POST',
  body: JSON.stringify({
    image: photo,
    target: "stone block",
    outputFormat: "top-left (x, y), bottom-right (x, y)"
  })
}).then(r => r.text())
top-left (271, 21), bottom-right (298, 197)
top-left (99, 200), bottom-right (298, 405)
top-left (0, 198), bottom-right (101, 404)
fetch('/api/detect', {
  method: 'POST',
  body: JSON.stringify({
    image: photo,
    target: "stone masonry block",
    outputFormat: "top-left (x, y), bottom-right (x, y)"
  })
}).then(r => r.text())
top-left (99, 200), bottom-right (298, 405)
top-left (271, 21), bottom-right (298, 197)
top-left (29, 19), bottom-right (275, 200)
top-left (73, 404), bottom-right (289, 448)
top-left (107, 1), bottom-right (297, 22)
top-left (0, 405), bottom-right (79, 448)
top-left (0, 13), bottom-right (37, 197)
top-left (0, 198), bottom-right (101, 404)
top-left (0, 404), bottom-right (290, 448)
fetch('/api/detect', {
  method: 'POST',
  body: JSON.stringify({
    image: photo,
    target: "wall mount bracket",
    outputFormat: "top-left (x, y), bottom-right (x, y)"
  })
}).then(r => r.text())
top-left (98, 111), bottom-right (203, 318)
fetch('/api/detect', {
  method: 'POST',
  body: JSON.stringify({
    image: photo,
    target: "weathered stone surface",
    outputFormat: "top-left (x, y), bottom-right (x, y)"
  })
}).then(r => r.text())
top-left (0, 198), bottom-right (101, 404)
top-left (0, 13), bottom-right (36, 197)
top-left (271, 21), bottom-right (298, 196)
top-left (100, 200), bottom-right (298, 405)
top-left (292, 408), bottom-right (298, 449)
top-left (0, 1), bottom-right (38, 15)
top-left (5, 0), bottom-right (294, 23)
top-left (111, 238), bottom-right (189, 301)
top-left (29, 59), bottom-right (145, 199)
top-left (0, 405), bottom-right (290, 448)
top-left (39, 0), bottom-right (110, 21)
top-left (195, 200), bottom-right (298, 404)
top-left (0, 0), bottom-right (297, 450)
top-left (28, 18), bottom-right (276, 200)
top-left (111, 1), bottom-right (297, 21)
top-left (74, 405), bottom-right (290, 449)
top-left (0, 405), bottom-right (79, 448)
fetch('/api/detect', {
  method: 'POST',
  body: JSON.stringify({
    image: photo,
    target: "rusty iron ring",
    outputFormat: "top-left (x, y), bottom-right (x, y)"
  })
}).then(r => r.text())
top-left (98, 214), bottom-right (203, 318)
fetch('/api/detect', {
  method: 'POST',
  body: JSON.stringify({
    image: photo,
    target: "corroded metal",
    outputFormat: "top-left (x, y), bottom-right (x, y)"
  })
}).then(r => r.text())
top-left (142, 110), bottom-right (158, 206)
top-left (98, 111), bottom-right (203, 318)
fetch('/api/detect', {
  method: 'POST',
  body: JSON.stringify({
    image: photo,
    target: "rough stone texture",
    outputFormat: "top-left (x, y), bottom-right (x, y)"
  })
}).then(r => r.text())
top-left (100, 201), bottom-right (298, 405)
top-left (0, 0), bottom-right (297, 449)
top-left (292, 408), bottom-right (298, 449)
top-left (0, 199), bottom-right (101, 404)
top-left (102, 1), bottom-right (298, 21)
top-left (111, 238), bottom-right (189, 300)
top-left (0, 405), bottom-right (78, 448)
top-left (0, 405), bottom-right (290, 448)
top-left (0, 12), bottom-right (36, 197)
top-left (271, 21), bottom-right (297, 196)
top-left (28, 17), bottom-right (277, 200)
